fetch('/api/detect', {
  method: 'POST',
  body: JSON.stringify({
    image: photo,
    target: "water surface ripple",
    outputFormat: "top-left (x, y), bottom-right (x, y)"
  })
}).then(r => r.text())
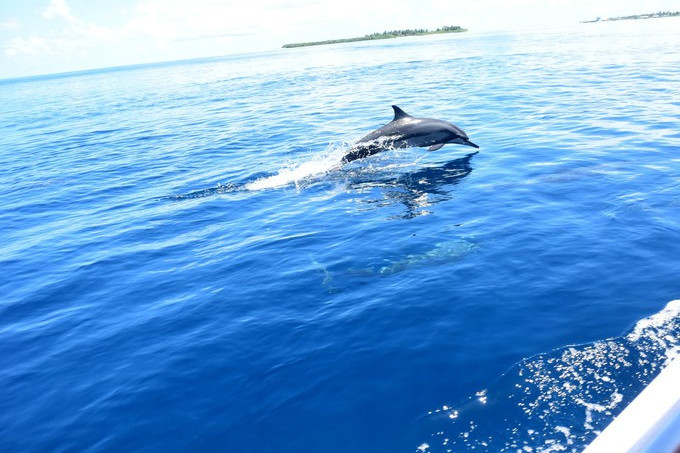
top-left (1, 19), bottom-right (679, 453)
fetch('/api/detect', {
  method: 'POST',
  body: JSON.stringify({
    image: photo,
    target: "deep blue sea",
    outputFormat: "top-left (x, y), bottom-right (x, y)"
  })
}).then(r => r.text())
top-left (1, 18), bottom-right (680, 453)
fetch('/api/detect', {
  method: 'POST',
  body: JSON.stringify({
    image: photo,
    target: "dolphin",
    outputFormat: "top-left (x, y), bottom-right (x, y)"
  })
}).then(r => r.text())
top-left (342, 105), bottom-right (479, 164)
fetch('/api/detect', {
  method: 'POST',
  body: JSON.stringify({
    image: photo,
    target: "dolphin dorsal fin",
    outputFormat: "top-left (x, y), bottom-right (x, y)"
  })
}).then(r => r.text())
top-left (391, 105), bottom-right (412, 121)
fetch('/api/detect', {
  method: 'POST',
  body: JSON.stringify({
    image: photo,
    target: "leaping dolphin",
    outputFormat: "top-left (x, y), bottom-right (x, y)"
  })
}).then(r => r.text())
top-left (342, 105), bottom-right (479, 164)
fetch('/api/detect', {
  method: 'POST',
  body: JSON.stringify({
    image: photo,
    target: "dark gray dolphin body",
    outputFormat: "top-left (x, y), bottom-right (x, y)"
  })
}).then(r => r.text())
top-left (342, 105), bottom-right (479, 164)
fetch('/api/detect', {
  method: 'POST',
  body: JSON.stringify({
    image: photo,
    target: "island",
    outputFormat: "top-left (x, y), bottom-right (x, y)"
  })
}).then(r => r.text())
top-left (582, 10), bottom-right (679, 23)
top-left (282, 26), bottom-right (467, 49)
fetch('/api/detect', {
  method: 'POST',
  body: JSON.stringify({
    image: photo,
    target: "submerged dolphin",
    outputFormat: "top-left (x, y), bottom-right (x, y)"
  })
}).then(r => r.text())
top-left (342, 105), bottom-right (479, 164)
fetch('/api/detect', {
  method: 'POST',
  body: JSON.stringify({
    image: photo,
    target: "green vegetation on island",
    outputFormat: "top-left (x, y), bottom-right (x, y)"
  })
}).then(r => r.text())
top-left (282, 25), bottom-right (467, 49)
top-left (581, 10), bottom-right (679, 23)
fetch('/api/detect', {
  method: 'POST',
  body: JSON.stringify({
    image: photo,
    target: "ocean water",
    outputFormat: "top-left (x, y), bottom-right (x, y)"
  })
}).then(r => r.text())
top-left (1, 18), bottom-right (680, 453)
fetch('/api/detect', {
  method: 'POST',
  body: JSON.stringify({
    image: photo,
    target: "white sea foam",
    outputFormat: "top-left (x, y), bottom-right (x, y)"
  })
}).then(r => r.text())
top-left (244, 144), bottom-right (348, 191)
top-left (626, 299), bottom-right (680, 365)
top-left (419, 299), bottom-right (680, 453)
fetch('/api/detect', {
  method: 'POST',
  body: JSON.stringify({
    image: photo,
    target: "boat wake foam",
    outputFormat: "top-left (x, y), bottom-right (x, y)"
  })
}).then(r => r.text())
top-left (416, 300), bottom-right (680, 453)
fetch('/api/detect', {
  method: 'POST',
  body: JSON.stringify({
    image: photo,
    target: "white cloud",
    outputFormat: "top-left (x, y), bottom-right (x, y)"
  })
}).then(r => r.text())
top-left (0, 18), bottom-right (22, 31)
top-left (124, 0), bottom-right (291, 41)
top-left (4, 36), bottom-right (51, 57)
top-left (7, 0), bottom-right (269, 59)
top-left (43, 0), bottom-right (77, 23)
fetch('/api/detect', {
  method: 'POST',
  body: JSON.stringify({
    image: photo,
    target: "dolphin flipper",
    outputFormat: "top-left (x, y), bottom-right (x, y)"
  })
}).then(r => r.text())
top-left (427, 144), bottom-right (445, 151)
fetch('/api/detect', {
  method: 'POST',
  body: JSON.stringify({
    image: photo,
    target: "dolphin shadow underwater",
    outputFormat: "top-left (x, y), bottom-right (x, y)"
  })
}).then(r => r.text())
top-left (342, 105), bottom-right (479, 164)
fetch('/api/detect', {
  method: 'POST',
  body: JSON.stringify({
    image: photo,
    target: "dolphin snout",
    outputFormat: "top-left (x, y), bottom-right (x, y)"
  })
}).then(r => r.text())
top-left (464, 140), bottom-right (480, 149)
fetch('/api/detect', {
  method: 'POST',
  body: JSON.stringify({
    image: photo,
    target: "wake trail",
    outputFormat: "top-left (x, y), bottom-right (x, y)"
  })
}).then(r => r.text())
top-left (164, 143), bottom-right (350, 200)
top-left (244, 144), bottom-right (347, 191)
top-left (163, 182), bottom-right (242, 200)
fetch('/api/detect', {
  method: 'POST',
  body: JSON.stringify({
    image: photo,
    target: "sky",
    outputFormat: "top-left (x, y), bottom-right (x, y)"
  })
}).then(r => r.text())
top-left (0, 0), bottom-right (678, 79)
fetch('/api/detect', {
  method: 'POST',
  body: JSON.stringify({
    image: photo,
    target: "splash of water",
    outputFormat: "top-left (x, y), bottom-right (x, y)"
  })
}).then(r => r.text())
top-left (244, 143), bottom-right (348, 191)
top-left (167, 141), bottom-right (429, 200)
